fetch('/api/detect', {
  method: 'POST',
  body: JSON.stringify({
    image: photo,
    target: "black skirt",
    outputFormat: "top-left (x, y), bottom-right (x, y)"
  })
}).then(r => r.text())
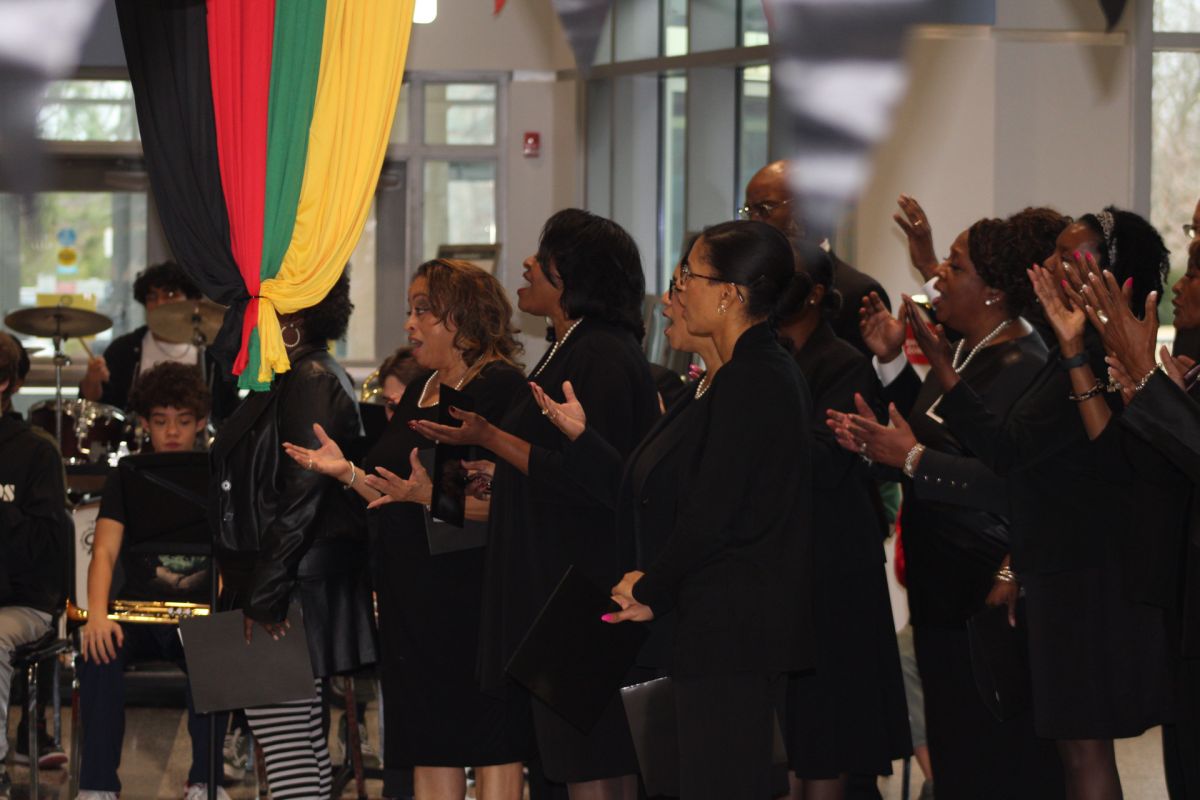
top-left (785, 565), bottom-right (911, 778)
top-left (530, 680), bottom-right (642, 784)
top-left (913, 624), bottom-right (1063, 799)
top-left (1023, 557), bottom-right (1175, 740)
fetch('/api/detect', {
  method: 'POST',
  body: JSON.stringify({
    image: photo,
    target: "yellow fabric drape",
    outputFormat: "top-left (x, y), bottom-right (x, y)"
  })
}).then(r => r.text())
top-left (253, 0), bottom-right (415, 382)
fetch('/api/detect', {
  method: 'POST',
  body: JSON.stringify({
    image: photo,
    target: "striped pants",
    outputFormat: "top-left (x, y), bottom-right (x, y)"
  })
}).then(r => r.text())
top-left (244, 680), bottom-right (332, 800)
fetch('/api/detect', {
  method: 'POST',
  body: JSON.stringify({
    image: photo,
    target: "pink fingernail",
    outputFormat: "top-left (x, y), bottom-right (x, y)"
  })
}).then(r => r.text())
top-left (1124, 278), bottom-right (1133, 289)
top-left (601, 614), bottom-right (613, 622)
top-left (1062, 280), bottom-right (1068, 288)
top-left (1074, 251), bottom-right (1082, 260)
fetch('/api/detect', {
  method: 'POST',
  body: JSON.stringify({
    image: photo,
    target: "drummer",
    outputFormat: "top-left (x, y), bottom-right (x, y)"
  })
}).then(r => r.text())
top-left (76, 361), bottom-right (228, 800)
top-left (79, 262), bottom-right (239, 423)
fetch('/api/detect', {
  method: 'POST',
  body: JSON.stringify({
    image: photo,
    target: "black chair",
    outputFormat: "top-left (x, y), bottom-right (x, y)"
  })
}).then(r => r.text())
top-left (10, 629), bottom-right (74, 799)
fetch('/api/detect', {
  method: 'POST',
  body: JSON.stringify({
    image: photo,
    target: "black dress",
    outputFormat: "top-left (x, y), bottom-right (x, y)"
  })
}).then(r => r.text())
top-left (363, 362), bottom-right (534, 768)
top-left (479, 319), bottom-right (659, 783)
top-left (785, 322), bottom-right (911, 780)
top-left (882, 332), bottom-right (1064, 799)
top-left (936, 329), bottom-right (1174, 740)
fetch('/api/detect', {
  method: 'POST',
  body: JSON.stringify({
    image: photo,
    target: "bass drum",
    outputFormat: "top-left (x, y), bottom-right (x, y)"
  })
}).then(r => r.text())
top-left (29, 399), bottom-right (141, 464)
top-left (72, 501), bottom-right (101, 610)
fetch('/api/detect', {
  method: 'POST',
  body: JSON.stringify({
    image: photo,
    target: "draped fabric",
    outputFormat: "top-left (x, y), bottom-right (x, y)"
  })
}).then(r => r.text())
top-left (115, 0), bottom-right (415, 389)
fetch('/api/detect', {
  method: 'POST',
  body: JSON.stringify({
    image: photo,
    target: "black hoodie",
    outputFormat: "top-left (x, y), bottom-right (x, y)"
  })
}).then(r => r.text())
top-left (0, 413), bottom-right (72, 614)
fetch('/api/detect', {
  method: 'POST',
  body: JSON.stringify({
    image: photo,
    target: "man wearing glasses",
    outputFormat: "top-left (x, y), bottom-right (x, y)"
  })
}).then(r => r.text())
top-left (741, 160), bottom-right (890, 357)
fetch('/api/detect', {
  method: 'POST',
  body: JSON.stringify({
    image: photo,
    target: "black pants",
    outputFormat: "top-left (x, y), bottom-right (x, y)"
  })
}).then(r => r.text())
top-left (674, 673), bottom-right (777, 800)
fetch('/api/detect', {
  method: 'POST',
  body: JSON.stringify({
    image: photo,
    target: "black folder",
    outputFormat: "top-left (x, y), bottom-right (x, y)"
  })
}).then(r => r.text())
top-left (417, 449), bottom-right (488, 556)
top-left (506, 566), bottom-right (649, 733)
top-left (966, 600), bottom-right (1032, 722)
top-left (179, 602), bottom-right (316, 713)
top-left (621, 676), bottom-right (789, 797)
top-left (432, 384), bottom-right (474, 527)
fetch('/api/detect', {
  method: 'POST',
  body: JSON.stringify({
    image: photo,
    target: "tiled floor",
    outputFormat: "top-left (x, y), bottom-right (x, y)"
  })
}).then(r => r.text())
top-left (4, 702), bottom-right (1172, 800)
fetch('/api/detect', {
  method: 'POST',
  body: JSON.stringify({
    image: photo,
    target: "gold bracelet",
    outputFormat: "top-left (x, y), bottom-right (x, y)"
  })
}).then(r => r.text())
top-left (1068, 380), bottom-right (1104, 402)
top-left (1133, 365), bottom-right (1160, 394)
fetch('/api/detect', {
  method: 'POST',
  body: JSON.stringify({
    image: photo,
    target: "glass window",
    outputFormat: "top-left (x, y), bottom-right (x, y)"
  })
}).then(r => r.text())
top-left (5, 192), bottom-right (148, 363)
top-left (1152, 50), bottom-right (1200, 329)
top-left (340, 200), bottom-right (377, 363)
top-left (737, 66), bottom-right (770, 201)
top-left (661, 75), bottom-right (688, 283)
top-left (1155, 0), bottom-right (1200, 32)
top-left (37, 80), bottom-right (139, 142)
top-left (740, 0), bottom-right (770, 46)
top-left (423, 160), bottom-right (496, 262)
top-left (614, 0), bottom-right (660, 61)
top-left (388, 83), bottom-right (410, 146)
top-left (424, 83), bottom-right (497, 146)
top-left (664, 0), bottom-right (689, 56)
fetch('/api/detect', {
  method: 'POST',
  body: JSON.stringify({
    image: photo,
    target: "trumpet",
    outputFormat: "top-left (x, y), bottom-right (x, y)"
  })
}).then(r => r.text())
top-left (360, 368), bottom-right (382, 402)
top-left (66, 599), bottom-right (210, 625)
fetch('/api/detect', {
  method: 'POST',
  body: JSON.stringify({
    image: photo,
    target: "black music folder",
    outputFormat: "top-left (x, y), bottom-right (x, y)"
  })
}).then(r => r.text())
top-left (119, 451), bottom-right (210, 555)
top-left (179, 602), bottom-right (316, 713)
top-left (417, 449), bottom-right (488, 556)
top-left (967, 600), bottom-right (1032, 721)
top-left (506, 566), bottom-right (649, 733)
top-left (432, 384), bottom-right (474, 528)
top-left (621, 676), bottom-right (789, 797)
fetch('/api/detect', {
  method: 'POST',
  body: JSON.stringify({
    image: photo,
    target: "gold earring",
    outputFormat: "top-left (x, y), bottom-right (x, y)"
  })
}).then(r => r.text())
top-left (718, 305), bottom-right (727, 314)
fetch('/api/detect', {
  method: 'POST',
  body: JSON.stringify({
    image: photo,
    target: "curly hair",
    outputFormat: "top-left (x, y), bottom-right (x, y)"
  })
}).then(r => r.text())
top-left (133, 261), bottom-right (202, 306)
top-left (414, 259), bottom-right (523, 374)
top-left (128, 361), bottom-right (211, 420)
top-left (537, 209), bottom-right (646, 341)
top-left (303, 271), bottom-right (354, 343)
top-left (0, 333), bottom-right (20, 408)
top-left (378, 346), bottom-right (425, 388)
top-left (1078, 207), bottom-right (1169, 318)
top-left (969, 207), bottom-right (1071, 315)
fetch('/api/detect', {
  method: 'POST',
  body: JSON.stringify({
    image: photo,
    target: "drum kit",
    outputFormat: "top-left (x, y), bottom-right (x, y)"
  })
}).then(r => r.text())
top-left (3, 298), bottom-right (227, 464)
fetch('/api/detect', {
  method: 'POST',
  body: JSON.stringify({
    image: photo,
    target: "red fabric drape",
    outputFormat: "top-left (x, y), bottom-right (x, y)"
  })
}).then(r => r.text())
top-left (206, 0), bottom-right (277, 377)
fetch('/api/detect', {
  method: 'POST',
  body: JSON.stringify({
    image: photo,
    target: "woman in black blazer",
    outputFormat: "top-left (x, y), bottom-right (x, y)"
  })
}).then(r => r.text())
top-left (607, 220), bottom-right (814, 800)
top-left (528, 235), bottom-right (724, 674)
top-left (416, 210), bottom-right (659, 800)
top-left (776, 242), bottom-right (911, 799)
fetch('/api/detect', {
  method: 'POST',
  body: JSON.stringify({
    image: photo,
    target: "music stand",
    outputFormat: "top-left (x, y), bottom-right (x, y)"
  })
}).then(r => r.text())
top-left (118, 451), bottom-right (222, 799)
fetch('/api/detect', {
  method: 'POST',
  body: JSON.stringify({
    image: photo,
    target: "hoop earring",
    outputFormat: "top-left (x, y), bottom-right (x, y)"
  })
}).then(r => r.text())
top-left (281, 323), bottom-right (301, 348)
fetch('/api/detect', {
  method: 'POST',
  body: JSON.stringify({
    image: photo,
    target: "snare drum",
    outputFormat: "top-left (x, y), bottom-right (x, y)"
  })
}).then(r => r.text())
top-left (29, 399), bottom-right (140, 464)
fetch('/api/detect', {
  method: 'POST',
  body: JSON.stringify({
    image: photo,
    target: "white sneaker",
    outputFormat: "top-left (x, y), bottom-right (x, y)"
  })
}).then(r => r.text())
top-left (75, 793), bottom-right (119, 800)
top-left (184, 785), bottom-right (232, 800)
top-left (222, 728), bottom-right (248, 782)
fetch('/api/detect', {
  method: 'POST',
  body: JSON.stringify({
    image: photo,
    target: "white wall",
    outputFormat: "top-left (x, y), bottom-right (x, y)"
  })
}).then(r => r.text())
top-left (853, 0), bottom-right (1136, 307)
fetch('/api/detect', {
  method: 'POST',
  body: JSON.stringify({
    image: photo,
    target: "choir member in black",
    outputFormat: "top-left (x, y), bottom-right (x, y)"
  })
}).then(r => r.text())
top-left (1098, 252), bottom-right (1200, 800)
top-left (78, 362), bottom-right (227, 800)
top-left (284, 260), bottom-right (532, 800)
top-left (603, 220), bottom-right (814, 800)
top-left (776, 241), bottom-right (911, 800)
top-left (1035, 229), bottom-right (1200, 800)
top-left (901, 209), bottom-right (1174, 800)
top-left (829, 211), bottom-right (1068, 800)
top-left (212, 274), bottom-right (375, 800)
top-left (414, 210), bottom-right (659, 800)
top-left (526, 236), bottom-right (725, 687)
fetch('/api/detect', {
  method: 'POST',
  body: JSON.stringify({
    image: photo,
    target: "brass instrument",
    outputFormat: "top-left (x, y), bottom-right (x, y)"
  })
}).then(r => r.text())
top-left (66, 599), bottom-right (210, 625)
top-left (360, 368), bottom-right (382, 402)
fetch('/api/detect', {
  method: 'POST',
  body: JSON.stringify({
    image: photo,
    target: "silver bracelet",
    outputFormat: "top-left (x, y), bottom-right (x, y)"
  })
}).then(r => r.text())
top-left (1133, 365), bottom-right (1161, 394)
top-left (343, 462), bottom-right (357, 489)
top-left (903, 443), bottom-right (926, 478)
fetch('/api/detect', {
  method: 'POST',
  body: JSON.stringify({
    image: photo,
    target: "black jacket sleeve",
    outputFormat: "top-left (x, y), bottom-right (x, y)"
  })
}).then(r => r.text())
top-left (559, 426), bottom-right (626, 512)
top-left (245, 371), bottom-right (360, 623)
top-left (812, 354), bottom-right (879, 491)
top-left (880, 361), bottom-right (923, 418)
top-left (0, 436), bottom-right (69, 609)
top-left (1119, 370), bottom-right (1200, 484)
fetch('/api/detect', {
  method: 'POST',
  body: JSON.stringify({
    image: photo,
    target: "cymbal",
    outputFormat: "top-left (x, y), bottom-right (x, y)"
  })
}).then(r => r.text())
top-left (5, 306), bottom-right (112, 338)
top-left (145, 298), bottom-right (227, 346)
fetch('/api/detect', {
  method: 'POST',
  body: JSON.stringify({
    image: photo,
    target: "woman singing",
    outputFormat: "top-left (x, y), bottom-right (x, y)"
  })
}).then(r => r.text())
top-left (211, 273), bottom-right (375, 800)
top-left (284, 260), bottom-right (531, 800)
top-left (606, 220), bottom-right (814, 800)
top-left (829, 211), bottom-right (1068, 799)
top-left (415, 210), bottom-right (659, 800)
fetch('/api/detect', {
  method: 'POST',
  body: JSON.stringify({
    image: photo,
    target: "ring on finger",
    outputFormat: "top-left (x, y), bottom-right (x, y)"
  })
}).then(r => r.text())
top-left (308, 458), bottom-right (313, 471)
top-left (542, 408), bottom-right (549, 416)
top-left (1097, 310), bottom-right (1110, 325)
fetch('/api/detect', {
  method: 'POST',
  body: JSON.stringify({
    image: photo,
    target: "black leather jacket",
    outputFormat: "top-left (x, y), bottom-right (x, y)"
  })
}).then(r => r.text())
top-left (210, 344), bottom-right (375, 675)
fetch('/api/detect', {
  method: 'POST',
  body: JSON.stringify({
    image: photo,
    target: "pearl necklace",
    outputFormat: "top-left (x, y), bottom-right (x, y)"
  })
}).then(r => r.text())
top-left (417, 364), bottom-right (471, 408)
top-left (694, 375), bottom-right (711, 399)
top-left (951, 319), bottom-right (1012, 374)
top-left (531, 318), bottom-right (585, 379)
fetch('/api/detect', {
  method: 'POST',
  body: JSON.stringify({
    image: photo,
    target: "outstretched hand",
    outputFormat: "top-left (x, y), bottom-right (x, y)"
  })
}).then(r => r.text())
top-left (362, 448), bottom-right (433, 509)
top-left (893, 194), bottom-right (939, 279)
top-left (411, 406), bottom-right (493, 448)
top-left (859, 291), bottom-right (907, 362)
top-left (825, 394), bottom-right (917, 468)
top-left (1080, 269), bottom-right (1158, 384)
top-left (529, 380), bottom-right (587, 441)
top-left (1029, 263), bottom-right (1086, 348)
top-left (902, 294), bottom-right (958, 391)
top-left (605, 571), bottom-right (654, 623)
top-left (282, 423), bottom-right (352, 482)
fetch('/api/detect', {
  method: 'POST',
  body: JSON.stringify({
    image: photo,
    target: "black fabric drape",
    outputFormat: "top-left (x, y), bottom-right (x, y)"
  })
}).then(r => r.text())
top-left (114, 0), bottom-right (249, 374)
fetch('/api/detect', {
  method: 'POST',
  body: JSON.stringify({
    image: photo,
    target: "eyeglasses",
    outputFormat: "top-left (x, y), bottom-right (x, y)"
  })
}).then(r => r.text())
top-left (736, 198), bottom-right (793, 221)
top-left (679, 261), bottom-right (745, 302)
top-left (1185, 223), bottom-right (1198, 240)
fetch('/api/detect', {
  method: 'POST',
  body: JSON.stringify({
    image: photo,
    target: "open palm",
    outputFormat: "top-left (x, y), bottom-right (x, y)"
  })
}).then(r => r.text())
top-left (1029, 264), bottom-right (1085, 345)
top-left (860, 291), bottom-right (907, 361)
top-left (529, 380), bottom-right (587, 441)
top-left (282, 423), bottom-right (348, 478)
